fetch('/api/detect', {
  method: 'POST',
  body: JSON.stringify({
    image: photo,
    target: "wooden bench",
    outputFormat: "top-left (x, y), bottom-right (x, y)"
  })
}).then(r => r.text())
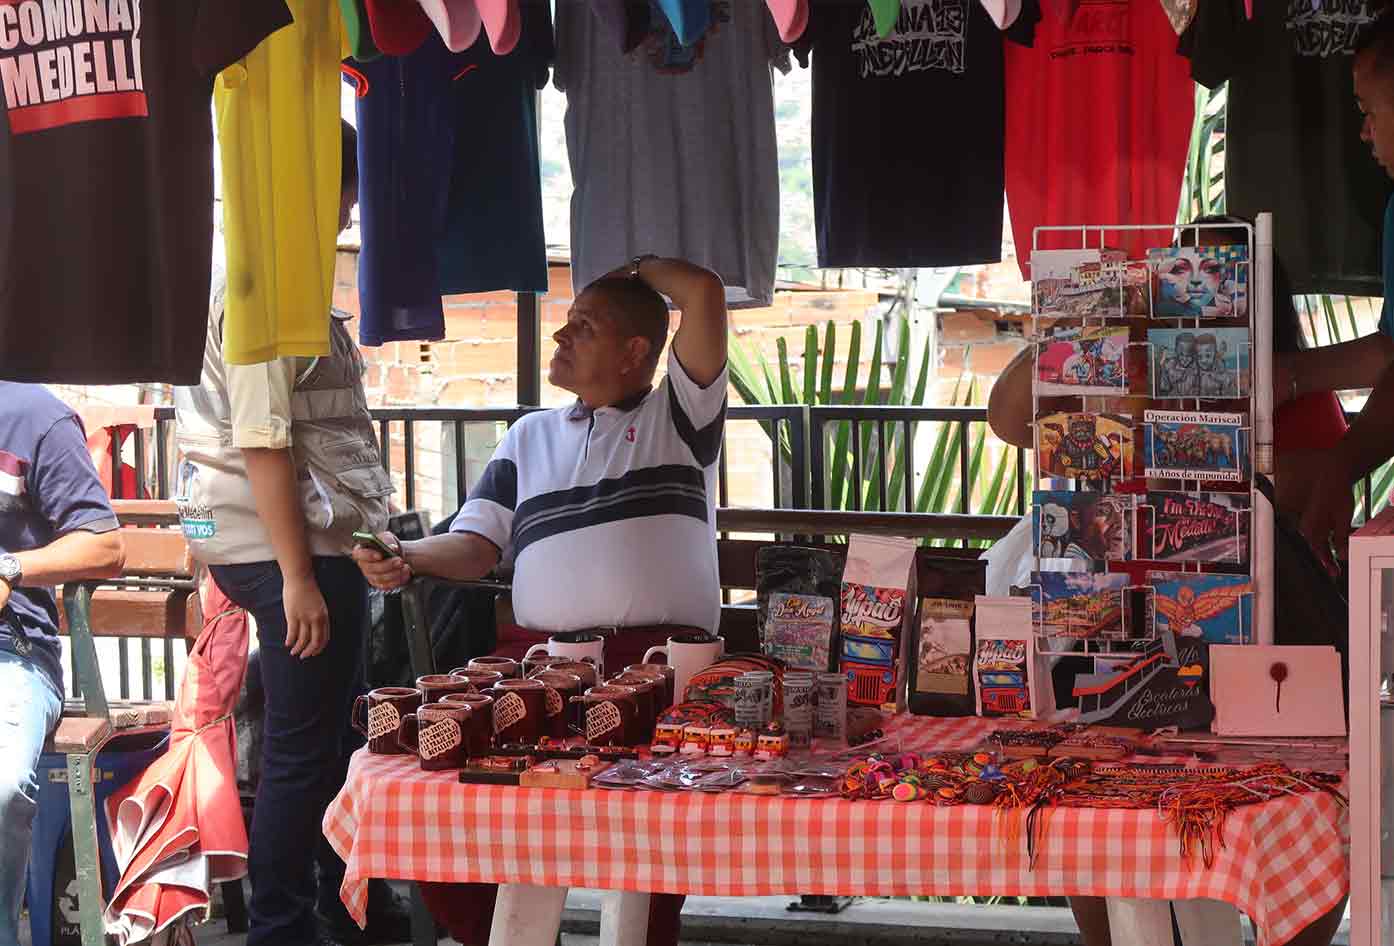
top-left (47, 499), bottom-right (219, 946)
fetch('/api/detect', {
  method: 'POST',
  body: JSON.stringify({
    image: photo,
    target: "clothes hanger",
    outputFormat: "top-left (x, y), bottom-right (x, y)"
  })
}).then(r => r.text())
top-left (417, 0), bottom-right (483, 52)
top-left (475, 0), bottom-right (521, 54)
top-left (765, 0), bottom-right (809, 43)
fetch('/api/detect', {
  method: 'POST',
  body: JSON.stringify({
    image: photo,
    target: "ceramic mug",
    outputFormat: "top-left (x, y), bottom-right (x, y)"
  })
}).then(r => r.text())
top-left (609, 674), bottom-right (660, 742)
top-left (485, 678), bottom-right (547, 745)
top-left (448, 668), bottom-right (506, 691)
top-left (440, 692), bottom-right (494, 757)
top-left (397, 702), bottom-right (472, 770)
top-left (547, 660), bottom-right (599, 692)
top-left (416, 673), bottom-right (474, 705)
top-left (573, 686), bottom-right (640, 747)
top-left (531, 670), bottom-right (583, 739)
top-left (351, 687), bottom-right (422, 755)
top-left (522, 631), bottom-right (606, 677)
top-left (523, 653), bottom-right (568, 678)
top-left (642, 632), bottom-right (725, 704)
top-left (468, 656), bottom-right (521, 679)
top-left (623, 664), bottom-right (673, 712)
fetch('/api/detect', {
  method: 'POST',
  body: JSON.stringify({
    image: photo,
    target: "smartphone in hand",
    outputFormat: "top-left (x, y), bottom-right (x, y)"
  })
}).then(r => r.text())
top-left (352, 531), bottom-right (399, 559)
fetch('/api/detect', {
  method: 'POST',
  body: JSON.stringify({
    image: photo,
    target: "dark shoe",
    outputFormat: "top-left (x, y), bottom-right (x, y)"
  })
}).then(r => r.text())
top-left (317, 907), bottom-right (368, 946)
top-left (362, 881), bottom-right (416, 945)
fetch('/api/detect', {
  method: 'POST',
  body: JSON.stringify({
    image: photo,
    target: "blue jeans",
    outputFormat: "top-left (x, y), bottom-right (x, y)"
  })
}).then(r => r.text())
top-left (0, 649), bottom-right (62, 946)
top-left (210, 558), bottom-right (366, 946)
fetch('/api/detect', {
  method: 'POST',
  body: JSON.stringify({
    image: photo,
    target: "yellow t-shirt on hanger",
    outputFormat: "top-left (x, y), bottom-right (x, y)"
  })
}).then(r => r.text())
top-left (215, 0), bottom-right (346, 364)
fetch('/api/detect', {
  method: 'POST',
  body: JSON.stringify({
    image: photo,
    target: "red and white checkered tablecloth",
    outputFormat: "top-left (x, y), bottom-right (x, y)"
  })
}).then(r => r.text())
top-left (323, 717), bottom-right (1348, 946)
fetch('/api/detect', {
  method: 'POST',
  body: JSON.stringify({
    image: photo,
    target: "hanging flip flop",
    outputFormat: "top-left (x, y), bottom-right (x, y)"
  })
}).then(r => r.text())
top-left (417, 0), bottom-right (483, 51)
top-left (765, 0), bottom-right (809, 43)
top-left (475, 0), bottom-right (521, 53)
top-left (339, 0), bottom-right (382, 60)
top-left (362, 0), bottom-right (432, 55)
top-left (867, 0), bottom-right (901, 39)
top-left (978, 0), bottom-right (1022, 30)
top-left (655, 0), bottom-right (713, 47)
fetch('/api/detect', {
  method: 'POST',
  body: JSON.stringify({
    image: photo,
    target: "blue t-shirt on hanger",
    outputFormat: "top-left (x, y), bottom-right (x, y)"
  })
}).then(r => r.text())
top-left (1379, 195), bottom-right (1394, 340)
top-left (347, 0), bottom-right (552, 347)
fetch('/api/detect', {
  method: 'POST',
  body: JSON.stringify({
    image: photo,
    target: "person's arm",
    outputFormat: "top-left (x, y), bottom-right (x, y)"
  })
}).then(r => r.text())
top-left (12, 531), bottom-right (125, 587)
top-left (351, 531), bottom-right (500, 591)
top-left (634, 256), bottom-right (728, 386)
top-left (1275, 332), bottom-right (1394, 405)
top-left (1299, 355), bottom-right (1394, 569)
top-left (226, 352), bottom-right (329, 659)
top-left (987, 345), bottom-right (1034, 449)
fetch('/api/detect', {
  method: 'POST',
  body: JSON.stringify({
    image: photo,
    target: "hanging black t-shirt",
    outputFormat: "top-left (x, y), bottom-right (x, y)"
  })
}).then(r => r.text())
top-left (1180, 0), bottom-right (1389, 296)
top-left (0, 0), bottom-right (292, 384)
top-left (801, 0), bottom-right (1038, 269)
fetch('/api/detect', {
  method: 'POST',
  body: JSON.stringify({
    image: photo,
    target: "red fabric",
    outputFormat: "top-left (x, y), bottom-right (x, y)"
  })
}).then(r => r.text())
top-left (362, 0), bottom-right (432, 55)
top-left (1005, 0), bottom-right (1194, 276)
top-left (1274, 391), bottom-right (1348, 452)
top-left (421, 624), bottom-right (688, 945)
top-left (102, 582), bottom-right (250, 944)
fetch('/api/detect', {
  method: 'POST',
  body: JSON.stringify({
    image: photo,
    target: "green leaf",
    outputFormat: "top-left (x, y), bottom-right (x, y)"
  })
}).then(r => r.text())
top-left (916, 373), bottom-right (967, 514)
top-left (727, 335), bottom-right (769, 407)
top-left (827, 320), bottom-right (862, 509)
top-left (858, 319), bottom-right (886, 510)
top-left (802, 325), bottom-right (818, 405)
top-left (819, 321), bottom-right (837, 406)
top-left (776, 336), bottom-right (797, 404)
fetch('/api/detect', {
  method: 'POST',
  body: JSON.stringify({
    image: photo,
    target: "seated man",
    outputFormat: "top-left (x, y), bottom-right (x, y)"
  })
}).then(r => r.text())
top-left (353, 255), bottom-right (727, 946)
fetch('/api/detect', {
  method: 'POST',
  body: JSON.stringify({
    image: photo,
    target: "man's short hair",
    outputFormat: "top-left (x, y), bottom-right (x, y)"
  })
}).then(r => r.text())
top-left (584, 276), bottom-right (670, 368)
top-left (342, 119), bottom-right (358, 195)
top-left (1195, 333), bottom-right (1217, 349)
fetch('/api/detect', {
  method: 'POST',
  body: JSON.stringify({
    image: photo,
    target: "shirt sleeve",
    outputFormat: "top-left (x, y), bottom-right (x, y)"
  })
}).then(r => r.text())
top-left (194, 0), bottom-right (293, 76)
top-left (226, 357), bottom-right (298, 449)
top-left (666, 347), bottom-right (728, 468)
top-left (28, 417), bottom-right (119, 538)
top-left (1176, 0), bottom-right (1243, 89)
top-left (450, 426), bottom-right (521, 553)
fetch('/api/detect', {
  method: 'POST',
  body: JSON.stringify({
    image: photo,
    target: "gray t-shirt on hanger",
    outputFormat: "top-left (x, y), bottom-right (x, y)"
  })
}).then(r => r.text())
top-left (554, 0), bottom-right (788, 307)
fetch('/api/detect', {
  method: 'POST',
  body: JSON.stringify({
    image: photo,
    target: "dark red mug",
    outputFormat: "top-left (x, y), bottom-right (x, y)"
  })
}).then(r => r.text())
top-left (448, 668), bottom-right (506, 691)
top-left (548, 660), bottom-right (599, 692)
top-left (397, 702), bottom-right (472, 771)
top-left (609, 676), bottom-right (658, 743)
top-left (416, 673), bottom-right (474, 705)
top-left (573, 686), bottom-right (641, 747)
top-left (623, 665), bottom-right (672, 712)
top-left (469, 656), bottom-right (521, 679)
top-left (440, 692), bottom-right (494, 757)
top-left (531, 670), bottom-right (583, 739)
top-left (485, 678), bottom-right (547, 745)
top-left (351, 687), bottom-right (422, 755)
top-left (523, 654), bottom-right (569, 678)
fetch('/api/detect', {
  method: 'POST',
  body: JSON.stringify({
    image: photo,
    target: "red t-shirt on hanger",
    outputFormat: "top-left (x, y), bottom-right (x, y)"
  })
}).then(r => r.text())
top-left (1004, 0), bottom-right (1195, 277)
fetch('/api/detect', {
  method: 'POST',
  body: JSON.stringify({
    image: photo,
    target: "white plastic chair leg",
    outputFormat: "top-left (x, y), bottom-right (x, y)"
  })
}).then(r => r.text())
top-left (1105, 897), bottom-right (1175, 946)
top-left (1172, 898), bottom-right (1243, 946)
top-left (488, 884), bottom-right (568, 946)
top-left (599, 891), bottom-right (653, 946)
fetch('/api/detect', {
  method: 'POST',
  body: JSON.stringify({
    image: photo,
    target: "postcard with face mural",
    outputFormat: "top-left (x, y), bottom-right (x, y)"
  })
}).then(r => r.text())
top-left (1035, 412), bottom-right (1135, 482)
top-left (1147, 571), bottom-right (1253, 644)
top-left (1031, 571), bottom-right (1132, 640)
top-left (1149, 328), bottom-right (1250, 399)
top-left (1141, 410), bottom-right (1249, 482)
top-left (1148, 245), bottom-right (1249, 319)
top-left (1036, 326), bottom-right (1129, 396)
top-left (1141, 491), bottom-right (1250, 565)
top-left (1033, 490), bottom-right (1135, 565)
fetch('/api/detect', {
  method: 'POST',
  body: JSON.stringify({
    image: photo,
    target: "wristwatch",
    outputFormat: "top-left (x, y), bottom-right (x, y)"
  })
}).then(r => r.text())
top-left (0, 554), bottom-right (22, 589)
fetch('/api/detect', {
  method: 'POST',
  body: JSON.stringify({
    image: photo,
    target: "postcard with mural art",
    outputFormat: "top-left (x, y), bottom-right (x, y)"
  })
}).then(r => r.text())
top-left (1033, 490), bottom-right (1135, 566)
top-left (1141, 410), bottom-right (1249, 482)
top-left (1149, 327), bottom-right (1250, 399)
top-left (1148, 245), bottom-right (1249, 319)
top-left (1031, 249), bottom-right (1101, 317)
top-left (1035, 326), bottom-right (1129, 395)
top-left (1141, 491), bottom-right (1250, 565)
top-left (1147, 571), bottom-right (1253, 644)
top-left (1035, 412), bottom-right (1135, 481)
top-left (1031, 572), bottom-right (1132, 640)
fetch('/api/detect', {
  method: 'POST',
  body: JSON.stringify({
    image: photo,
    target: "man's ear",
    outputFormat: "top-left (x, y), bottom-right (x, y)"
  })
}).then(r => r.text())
top-left (621, 336), bottom-right (652, 375)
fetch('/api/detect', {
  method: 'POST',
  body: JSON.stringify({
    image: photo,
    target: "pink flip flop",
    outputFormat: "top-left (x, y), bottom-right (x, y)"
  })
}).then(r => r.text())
top-left (417, 0), bottom-right (483, 51)
top-left (764, 0), bottom-right (808, 43)
top-left (474, 0), bottom-right (521, 54)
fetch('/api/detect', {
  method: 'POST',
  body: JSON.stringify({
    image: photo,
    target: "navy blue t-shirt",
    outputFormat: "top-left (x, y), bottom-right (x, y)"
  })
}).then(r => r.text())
top-left (348, 0), bottom-right (553, 348)
top-left (1379, 194), bottom-right (1394, 341)
top-left (0, 384), bottom-right (118, 693)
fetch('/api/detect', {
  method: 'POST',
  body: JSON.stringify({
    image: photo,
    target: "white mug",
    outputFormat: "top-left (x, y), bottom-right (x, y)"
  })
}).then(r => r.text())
top-left (524, 631), bottom-right (606, 678)
top-left (643, 632), bottom-right (724, 705)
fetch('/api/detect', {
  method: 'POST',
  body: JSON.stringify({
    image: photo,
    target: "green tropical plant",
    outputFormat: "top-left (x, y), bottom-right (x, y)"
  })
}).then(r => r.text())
top-left (728, 312), bottom-right (1022, 544)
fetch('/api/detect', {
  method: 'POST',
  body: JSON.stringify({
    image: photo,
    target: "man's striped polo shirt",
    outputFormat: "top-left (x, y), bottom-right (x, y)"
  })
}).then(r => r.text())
top-left (451, 349), bottom-right (727, 633)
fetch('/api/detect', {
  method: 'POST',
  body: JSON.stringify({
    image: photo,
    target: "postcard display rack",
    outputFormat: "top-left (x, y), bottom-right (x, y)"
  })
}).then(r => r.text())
top-left (1026, 214), bottom-right (1276, 662)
